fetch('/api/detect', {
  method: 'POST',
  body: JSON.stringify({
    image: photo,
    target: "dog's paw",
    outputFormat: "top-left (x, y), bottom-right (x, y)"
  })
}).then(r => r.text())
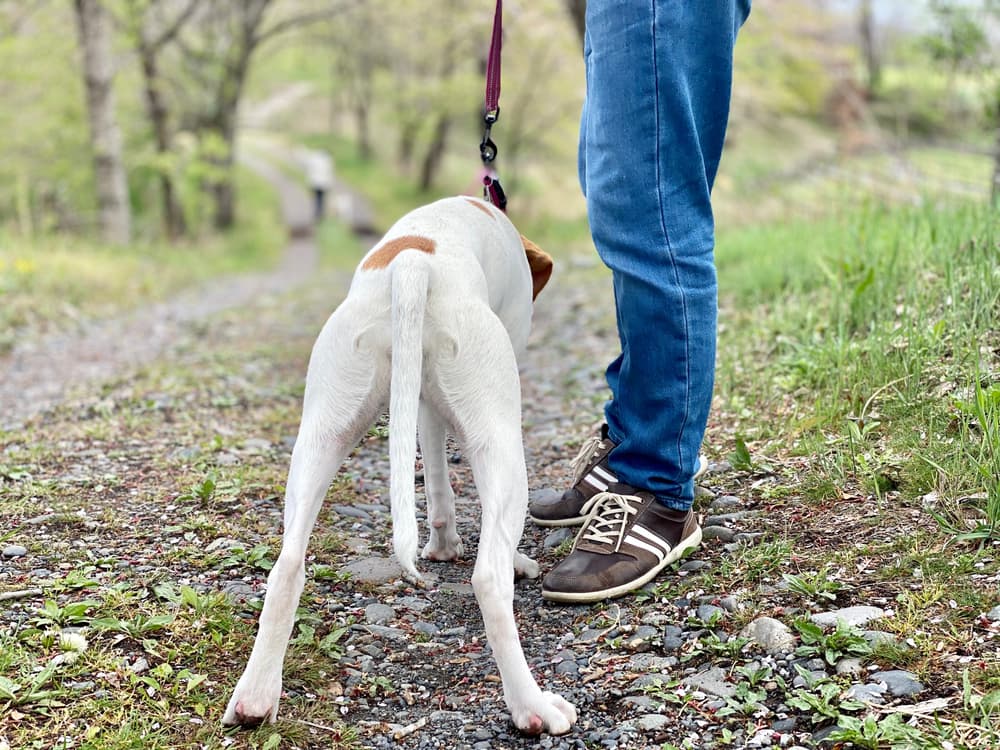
top-left (514, 552), bottom-right (540, 580)
top-left (222, 682), bottom-right (281, 727)
top-left (421, 537), bottom-right (464, 561)
top-left (509, 691), bottom-right (577, 736)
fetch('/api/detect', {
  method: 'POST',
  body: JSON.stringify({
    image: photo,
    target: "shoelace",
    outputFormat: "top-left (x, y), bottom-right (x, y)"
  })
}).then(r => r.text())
top-left (578, 492), bottom-right (643, 552)
top-left (570, 435), bottom-right (604, 482)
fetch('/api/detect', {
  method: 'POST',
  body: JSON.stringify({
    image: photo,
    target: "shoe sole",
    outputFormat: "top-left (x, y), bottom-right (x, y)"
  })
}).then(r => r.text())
top-left (541, 524), bottom-right (703, 603)
top-left (529, 455), bottom-right (710, 529)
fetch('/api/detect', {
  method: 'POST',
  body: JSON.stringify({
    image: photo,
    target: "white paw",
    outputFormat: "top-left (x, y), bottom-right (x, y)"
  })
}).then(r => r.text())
top-left (509, 691), bottom-right (577, 735)
top-left (514, 552), bottom-right (540, 579)
top-left (222, 678), bottom-right (281, 727)
top-left (421, 537), bottom-right (464, 561)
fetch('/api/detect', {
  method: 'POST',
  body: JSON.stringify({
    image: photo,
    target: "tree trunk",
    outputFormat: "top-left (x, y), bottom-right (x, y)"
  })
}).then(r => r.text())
top-left (74, 0), bottom-right (131, 244)
top-left (564, 0), bottom-right (585, 46)
top-left (356, 99), bottom-right (371, 159)
top-left (210, 122), bottom-right (237, 230)
top-left (419, 114), bottom-right (450, 191)
top-left (139, 50), bottom-right (187, 239)
top-left (859, 0), bottom-right (880, 94)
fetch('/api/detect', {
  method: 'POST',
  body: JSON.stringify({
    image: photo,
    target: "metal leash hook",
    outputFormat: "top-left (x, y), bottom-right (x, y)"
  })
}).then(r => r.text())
top-left (480, 109), bottom-right (499, 164)
top-left (479, 0), bottom-right (506, 211)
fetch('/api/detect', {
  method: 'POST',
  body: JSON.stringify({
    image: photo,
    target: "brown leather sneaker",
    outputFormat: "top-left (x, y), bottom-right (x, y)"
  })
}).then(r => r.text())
top-left (529, 425), bottom-right (709, 528)
top-left (541, 483), bottom-right (702, 603)
top-left (528, 425), bottom-right (619, 527)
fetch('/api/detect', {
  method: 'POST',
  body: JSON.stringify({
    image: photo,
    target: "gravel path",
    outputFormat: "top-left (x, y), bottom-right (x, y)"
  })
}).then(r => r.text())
top-left (3, 159), bottom-right (992, 748)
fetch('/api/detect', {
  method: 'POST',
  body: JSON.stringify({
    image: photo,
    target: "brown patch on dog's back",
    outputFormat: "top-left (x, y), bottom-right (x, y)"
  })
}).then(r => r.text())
top-left (465, 198), bottom-right (497, 220)
top-left (362, 235), bottom-right (436, 270)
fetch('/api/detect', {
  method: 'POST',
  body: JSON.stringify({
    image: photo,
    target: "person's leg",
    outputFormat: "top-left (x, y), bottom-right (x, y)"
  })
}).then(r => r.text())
top-left (583, 0), bottom-right (749, 510)
top-left (541, 0), bottom-right (749, 602)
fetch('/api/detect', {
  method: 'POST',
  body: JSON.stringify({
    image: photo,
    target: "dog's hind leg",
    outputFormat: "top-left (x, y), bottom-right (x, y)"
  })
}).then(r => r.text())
top-left (442, 310), bottom-right (576, 735)
top-left (418, 401), bottom-right (463, 561)
top-left (223, 305), bottom-right (386, 727)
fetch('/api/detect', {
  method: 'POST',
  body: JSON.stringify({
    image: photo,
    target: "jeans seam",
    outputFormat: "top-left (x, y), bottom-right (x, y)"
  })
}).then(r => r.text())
top-left (650, 0), bottom-right (691, 488)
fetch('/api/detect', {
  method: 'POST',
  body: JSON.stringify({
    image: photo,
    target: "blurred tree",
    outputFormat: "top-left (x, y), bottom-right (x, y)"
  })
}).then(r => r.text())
top-left (122, 0), bottom-right (197, 239)
top-left (563, 0), bottom-right (584, 46)
top-left (923, 0), bottom-right (999, 201)
top-left (858, 0), bottom-right (881, 94)
top-left (170, 0), bottom-right (351, 229)
top-left (73, 0), bottom-right (131, 244)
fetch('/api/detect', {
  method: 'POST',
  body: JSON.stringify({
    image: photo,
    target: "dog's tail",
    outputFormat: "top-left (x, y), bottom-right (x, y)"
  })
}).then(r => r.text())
top-left (388, 252), bottom-right (431, 584)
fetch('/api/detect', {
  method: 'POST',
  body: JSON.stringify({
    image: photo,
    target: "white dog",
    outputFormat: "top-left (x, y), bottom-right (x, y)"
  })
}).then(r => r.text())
top-left (222, 196), bottom-right (577, 735)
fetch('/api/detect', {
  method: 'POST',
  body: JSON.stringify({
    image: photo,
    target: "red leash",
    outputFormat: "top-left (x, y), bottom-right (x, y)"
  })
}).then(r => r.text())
top-left (480, 0), bottom-right (507, 211)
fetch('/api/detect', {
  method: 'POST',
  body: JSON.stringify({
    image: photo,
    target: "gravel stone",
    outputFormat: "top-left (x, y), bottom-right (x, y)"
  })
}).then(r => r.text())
top-left (811, 606), bottom-right (886, 628)
top-left (678, 559), bottom-right (711, 572)
top-left (741, 617), bottom-right (797, 655)
top-left (709, 495), bottom-right (742, 510)
top-left (702, 525), bottom-right (737, 542)
top-left (697, 604), bottom-right (726, 622)
top-left (870, 669), bottom-right (924, 697)
top-left (544, 528), bottom-right (574, 549)
top-left (984, 605), bottom-right (1000, 622)
top-left (845, 682), bottom-right (887, 704)
top-left (2, 545), bottom-right (28, 557)
top-left (683, 666), bottom-right (737, 698)
top-left (365, 603), bottom-right (396, 624)
top-left (636, 713), bottom-right (670, 732)
top-left (340, 556), bottom-right (403, 584)
top-left (835, 657), bottom-right (864, 676)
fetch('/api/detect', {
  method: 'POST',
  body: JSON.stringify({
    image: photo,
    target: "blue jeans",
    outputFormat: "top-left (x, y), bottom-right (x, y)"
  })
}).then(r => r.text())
top-left (579, 0), bottom-right (750, 511)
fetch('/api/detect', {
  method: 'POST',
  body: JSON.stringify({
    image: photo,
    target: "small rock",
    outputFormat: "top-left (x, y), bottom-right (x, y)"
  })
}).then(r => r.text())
top-left (697, 604), bottom-right (725, 622)
top-left (340, 556), bottom-right (403, 585)
top-left (845, 682), bottom-right (887, 705)
top-left (740, 617), bottom-right (796, 655)
top-left (364, 624), bottom-right (407, 641)
top-left (2, 545), bottom-right (27, 558)
top-left (130, 657), bottom-right (150, 674)
top-left (984, 605), bottom-right (1000, 622)
top-left (221, 580), bottom-right (255, 599)
top-left (636, 714), bottom-right (669, 732)
top-left (365, 603), bottom-right (396, 625)
top-left (624, 625), bottom-right (659, 651)
top-left (718, 595), bottom-right (741, 613)
top-left (332, 504), bottom-right (372, 521)
top-left (413, 621), bottom-right (439, 636)
top-left (544, 528), bottom-right (574, 549)
top-left (702, 526), bottom-right (737, 542)
top-left (811, 606), bottom-right (885, 629)
top-left (870, 670), bottom-right (924, 697)
top-left (621, 696), bottom-right (660, 711)
top-left (682, 666), bottom-right (736, 698)
top-left (835, 657), bottom-right (864, 676)
top-left (678, 559), bottom-right (710, 573)
top-left (555, 660), bottom-right (579, 676)
top-left (709, 495), bottom-right (742, 510)
top-left (704, 510), bottom-right (755, 526)
top-left (771, 718), bottom-right (796, 732)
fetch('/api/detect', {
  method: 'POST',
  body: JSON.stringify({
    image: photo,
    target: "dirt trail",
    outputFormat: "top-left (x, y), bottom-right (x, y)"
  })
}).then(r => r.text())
top-left (0, 151), bottom-right (323, 428)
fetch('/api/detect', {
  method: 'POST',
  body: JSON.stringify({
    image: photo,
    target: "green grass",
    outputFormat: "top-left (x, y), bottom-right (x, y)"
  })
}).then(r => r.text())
top-left (0, 168), bottom-right (285, 350)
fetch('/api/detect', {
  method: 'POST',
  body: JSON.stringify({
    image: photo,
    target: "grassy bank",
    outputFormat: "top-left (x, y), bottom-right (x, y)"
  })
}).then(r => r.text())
top-left (0, 169), bottom-right (286, 352)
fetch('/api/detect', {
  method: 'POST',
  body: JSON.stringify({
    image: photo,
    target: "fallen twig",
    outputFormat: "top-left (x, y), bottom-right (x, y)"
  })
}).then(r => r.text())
top-left (0, 588), bottom-right (43, 602)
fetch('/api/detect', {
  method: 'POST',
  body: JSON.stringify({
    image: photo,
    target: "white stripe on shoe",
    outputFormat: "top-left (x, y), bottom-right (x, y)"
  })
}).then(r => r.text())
top-left (583, 475), bottom-right (609, 492)
top-left (623, 533), bottom-right (667, 562)
top-left (592, 466), bottom-right (618, 484)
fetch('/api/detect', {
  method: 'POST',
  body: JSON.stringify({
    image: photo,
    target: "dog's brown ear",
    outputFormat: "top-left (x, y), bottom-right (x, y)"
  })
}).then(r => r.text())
top-left (520, 235), bottom-right (553, 301)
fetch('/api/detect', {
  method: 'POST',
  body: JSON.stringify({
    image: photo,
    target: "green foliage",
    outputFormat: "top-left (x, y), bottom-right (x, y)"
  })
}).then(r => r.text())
top-left (793, 618), bottom-right (872, 666)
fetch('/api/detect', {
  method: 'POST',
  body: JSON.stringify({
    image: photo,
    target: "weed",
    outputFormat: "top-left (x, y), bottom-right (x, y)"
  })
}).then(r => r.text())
top-left (793, 618), bottom-right (872, 666)
top-left (782, 567), bottom-right (845, 603)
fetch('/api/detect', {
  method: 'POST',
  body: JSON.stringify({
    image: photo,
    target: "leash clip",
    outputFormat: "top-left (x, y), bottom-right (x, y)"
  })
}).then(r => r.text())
top-left (480, 108), bottom-right (500, 164)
